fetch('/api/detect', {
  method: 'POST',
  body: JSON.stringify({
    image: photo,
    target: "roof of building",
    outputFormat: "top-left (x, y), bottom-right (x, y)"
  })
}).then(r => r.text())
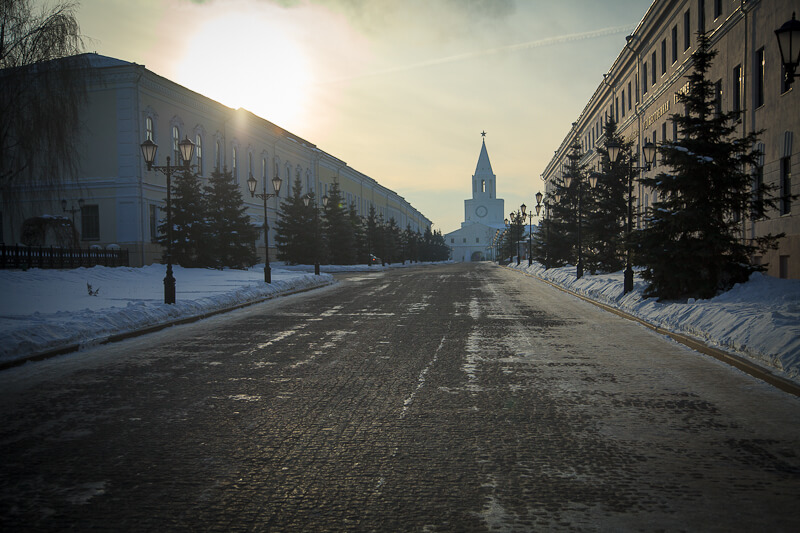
top-left (474, 139), bottom-right (495, 178)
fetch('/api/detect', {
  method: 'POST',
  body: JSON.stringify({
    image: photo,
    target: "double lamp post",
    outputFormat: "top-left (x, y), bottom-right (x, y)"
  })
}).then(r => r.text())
top-left (247, 173), bottom-right (283, 283)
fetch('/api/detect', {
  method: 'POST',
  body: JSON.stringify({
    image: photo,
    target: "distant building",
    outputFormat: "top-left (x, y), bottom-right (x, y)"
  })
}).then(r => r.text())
top-left (445, 136), bottom-right (506, 262)
top-left (0, 53), bottom-right (432, 266)
top-left (541, 0), bottom-right (799, 279)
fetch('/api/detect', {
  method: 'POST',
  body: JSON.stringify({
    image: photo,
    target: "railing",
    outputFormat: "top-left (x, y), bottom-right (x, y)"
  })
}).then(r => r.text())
top-left (1, 244), bottom-right (129, 269)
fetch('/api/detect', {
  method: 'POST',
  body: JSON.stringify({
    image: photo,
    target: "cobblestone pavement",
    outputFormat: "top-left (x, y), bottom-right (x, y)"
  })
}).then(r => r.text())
top-left (1, 263), bottom-right (799, 531)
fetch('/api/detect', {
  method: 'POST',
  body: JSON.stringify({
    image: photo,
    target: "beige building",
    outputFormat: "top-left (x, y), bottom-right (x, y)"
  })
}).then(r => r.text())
top-left (1, 54), bottom-right (431, 266)
top-left (541, 0), bottom-right (799, 279)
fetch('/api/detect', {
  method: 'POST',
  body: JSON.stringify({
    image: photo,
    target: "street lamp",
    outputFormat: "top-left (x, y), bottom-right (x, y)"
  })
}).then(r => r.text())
top-left (775, 12), bottom-right (800, 87)
top-left (606, 139), bottom-right (656, 294)
top-left (140, 136), bottom-right (195, 304)
top-left (533, 191), bottom-right (544, 266)
top-left (247, 172), bottom-right (283, 283)
top-left (61, 198), bottom-right (84, 243)
top-left (303, 193), bottom-right (329, 275)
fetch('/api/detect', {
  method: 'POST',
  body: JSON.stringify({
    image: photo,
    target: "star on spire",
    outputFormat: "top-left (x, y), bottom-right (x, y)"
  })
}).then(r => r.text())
top-left (481, 130), bottom-right (487, 137)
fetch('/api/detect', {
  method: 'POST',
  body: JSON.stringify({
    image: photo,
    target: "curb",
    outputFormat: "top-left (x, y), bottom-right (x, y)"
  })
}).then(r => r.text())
top-left (0, 280), bottom-right (335, 372)
top-left (503, 266), bottom-right (800, 397)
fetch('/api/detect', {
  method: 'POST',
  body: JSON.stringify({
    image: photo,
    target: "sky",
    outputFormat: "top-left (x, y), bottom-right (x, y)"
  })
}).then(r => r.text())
top-left (73, 0), bottom-right (653, 233)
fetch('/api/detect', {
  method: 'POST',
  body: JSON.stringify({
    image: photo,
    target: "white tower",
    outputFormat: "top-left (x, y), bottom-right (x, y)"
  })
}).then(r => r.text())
top-left (463, 132), bottom-right (504, 227)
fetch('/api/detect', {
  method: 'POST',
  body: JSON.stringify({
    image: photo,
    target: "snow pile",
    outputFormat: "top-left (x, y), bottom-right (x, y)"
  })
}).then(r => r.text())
top-left (0, 264), bottom-right (335, 365)
top-left (509, 262), bottom-right (800, 383)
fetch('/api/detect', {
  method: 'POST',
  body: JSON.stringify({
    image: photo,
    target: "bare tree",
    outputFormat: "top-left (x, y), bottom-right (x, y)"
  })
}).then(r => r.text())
top-left (0, 0), bottom-right (88, 238)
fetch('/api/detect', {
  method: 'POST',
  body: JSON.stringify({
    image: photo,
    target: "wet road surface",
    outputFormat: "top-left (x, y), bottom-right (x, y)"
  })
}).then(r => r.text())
top-left (1, 262), bottom-right (799, 531)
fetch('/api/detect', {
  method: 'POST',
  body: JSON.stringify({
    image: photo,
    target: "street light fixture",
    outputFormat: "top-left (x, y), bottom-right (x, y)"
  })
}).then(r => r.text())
top-left (304, 193), bottom-right (329, 275)
top-left (605, 139), bottom-right (656, 294)
top-left (61, 198), bottom-right (85, 243)
top-left (775, 12), bottom-right (800, 87)
top-left (140, 136), bottom-right (195, 304)
top-left (247, 173), bottom-right (283, 283)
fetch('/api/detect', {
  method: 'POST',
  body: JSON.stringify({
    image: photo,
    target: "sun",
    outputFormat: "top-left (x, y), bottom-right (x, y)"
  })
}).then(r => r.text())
top-left (175, 9), bottom-right (314, 130)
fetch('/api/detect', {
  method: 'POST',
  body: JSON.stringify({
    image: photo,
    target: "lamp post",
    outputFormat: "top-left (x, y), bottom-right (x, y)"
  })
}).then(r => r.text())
top-left (61, 198), bottom-right (84, 242)
top-left (303, 193), bottom-right (329, 275)
top-left (775, 12), bottom-right (800, 87)
top-left (606, 139), bottom-right (656, 294)
top-left (140, 136), bottom-right (195, 304)
top-left (247, 173), bottom-right (283, 283)
top-left (533, 191), bottom-right (543, 266)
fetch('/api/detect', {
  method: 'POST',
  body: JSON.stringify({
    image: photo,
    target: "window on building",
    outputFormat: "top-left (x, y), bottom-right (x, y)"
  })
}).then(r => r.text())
top-left (698, 0), bottom-right (705, 33)
top-left (451, 238), bottom-right (454, 244)
top-left (662, 122), bottom-right (667, 144)
top-left (752, 164), bottom-right (764, 218)
top-left (615, 97), bottom-right (619, 122)
top-left (781, 156), bottom-right (792, 215)
top-left (652, 130), bottom-right (657, 167)
top-left (232, 147), bottom-right (238, 180)
top-left (621, 89), bottom-right (626, 117)
top-left (714, 0), bottom-right (722, 19)
top-left (172, 126), bottom-right (180, 163)
top-left (661, 39), bottom-right (667, 75)
top-left (81, 204), bottom-right (100, 241)
top-left (463, 238), bottom-right (467, 243)
top-left (673, 117), bottom-right (679, 140)
top-left (672, 25), bottom-right (678, 63)
top-left (146, 117), bottom-right (154, 141)
top-left (635, 75), bottom-right (640, 102)
top-left (481, 179), bottom-right (486, 193)
top-left (248, 152), bottom-right (253, 177)
top-left (643, 65), bottom-right (648, 94)
top-left (215, 141), bottom-right (221, 171)
top-left (651, 51), bottom-right (657, 84)
top-left (714, 79), bottom-right (723, 116)
top-left (733, 65), bottom-right (742, 112)
top-left (779, 256), bottom-right (790, 279)
top-left (195, 134), bottom-right (203, 175)
top-left (628, 81), bottom-right (633, 109)
top-left (755, 47), bottom-right (765, 108)
top-left (476, 238), bottom-right (480, 243)
top-left (684, 10), bottom-right (691, 51)
top-left (149, 204), bottom-right (159, 242)
top-left (262, 158), bottom-right (267, 181)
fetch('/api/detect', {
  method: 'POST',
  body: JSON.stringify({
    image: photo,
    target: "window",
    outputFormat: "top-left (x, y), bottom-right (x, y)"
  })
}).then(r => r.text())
top-left (463, 238), bottom-right (466, 243)
top-left (673, 117), bottom-right (679, 140)
top-left (651, 52), bottom-right (657, 84)
top-left (172, 126), bottom-right (180, 163)
top-left (146, 117), bottom-right (154, 141)
top-left (781, 156), bottom-right (792, 215)
top-left (232, 147), bottom-right (238, 180)
top-left (481, 179), bottom-right (486, 193)
top-left (698, 0), bottom-right (705, 33)
top-left (215, 141), bottom-right (221, 171)
top-left (779, 256), bottom-right (789, 279)
top-left (628, 81), bottom-right (633, 109)
top-left (81, 205), bottom-right (100, 241)
top-left (262, 158), bottom-right (267, 181)
top-left (652, 130), bottom-right (657, 167)
top-left (195, 134), bottom-right (203, 175)
top-left (476, 238), bottom-right (480, 243)
top-left (714, 0), bottom-right (722, 19)
top-left (248, 152), bottom-right (253, 177)
top-left (451, 238), bottom-right (454, 244)
top-left (733, 65), bottom-right (742, 112)
top-left (714, 79), bottom-right (723, 116)
top-left (661, 39), bottom-right (667, 75)
top-left (149, 205), bottom-right (159, 242)
top-left (621, 89), bottom-right (626, 117)
top-left (643, 65), bottom-right (648, 94)
top-left (755, 47), bottom-right (765, 108)
top-left (662, 122), bottom-right (667, 144)
top-left (615, 97), bottom-right (619, 122)
top-left (684, 10), bottom-right (691, 51)
top-left (672, 25), bottom-right (678, 63)
top-left (635, 75), bottom-right (640, 102)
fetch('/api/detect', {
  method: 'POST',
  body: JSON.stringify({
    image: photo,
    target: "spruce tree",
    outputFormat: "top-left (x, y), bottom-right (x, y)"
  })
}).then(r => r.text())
top-left (587, 119), bottom-right (631, 273)
top-left (322, 181), bottom-right (355, 265)
top-left (203, 168), bottom-right (258, 269)
top-left (384, 217), bottom-right (400, 263)
top-left (157, 170), bottom-right (206, 267)
top-left (349, 205), bottom-right (368, 264)
top-left (637, 32), bottom-right (782, 300)
top-left (365, 206), bottom-right (380, 263)
top-left (274, 176), bottom-right (316, 265)
top-left (548, 140), bottom-right (587, 268)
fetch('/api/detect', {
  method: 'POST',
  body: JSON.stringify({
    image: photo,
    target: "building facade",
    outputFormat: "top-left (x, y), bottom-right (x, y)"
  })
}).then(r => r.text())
top-left (541, 0), bottom-right (799, 279)
top-left (0, 54), bottom-right (432, 267)
top-left (445, 137), bottom-right (506, 262)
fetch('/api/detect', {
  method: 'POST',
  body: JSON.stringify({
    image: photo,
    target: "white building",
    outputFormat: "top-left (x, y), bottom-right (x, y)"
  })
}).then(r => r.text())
top-left (0, 53), bottom-right (432, 266)
top-left (445, 136), bottom-right (506, 262)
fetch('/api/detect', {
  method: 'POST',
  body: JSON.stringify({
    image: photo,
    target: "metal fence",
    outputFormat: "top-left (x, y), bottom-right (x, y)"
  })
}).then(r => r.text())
top-left (1, 244), bottom-right (130, 270)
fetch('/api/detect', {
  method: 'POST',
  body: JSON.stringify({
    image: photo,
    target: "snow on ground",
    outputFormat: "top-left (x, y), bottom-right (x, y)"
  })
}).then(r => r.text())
top-left (508, 261), bottom-right (800, 385)
top-left (0, 262), bottom-right (406, 366)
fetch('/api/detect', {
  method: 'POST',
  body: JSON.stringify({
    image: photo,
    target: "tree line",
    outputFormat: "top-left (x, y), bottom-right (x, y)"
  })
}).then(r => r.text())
top-left (529, 32), bottom-right (788, 301)
top-left (160, 170), bottom-right (449, 269)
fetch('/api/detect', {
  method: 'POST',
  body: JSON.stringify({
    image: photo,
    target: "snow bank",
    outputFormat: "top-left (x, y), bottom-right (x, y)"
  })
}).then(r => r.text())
top-left (509, 262), bottom-right (800, 384)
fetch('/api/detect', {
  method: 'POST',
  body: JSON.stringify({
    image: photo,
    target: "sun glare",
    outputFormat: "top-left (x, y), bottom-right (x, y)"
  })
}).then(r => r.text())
top-left (175, 10), bottom-right (314, 130)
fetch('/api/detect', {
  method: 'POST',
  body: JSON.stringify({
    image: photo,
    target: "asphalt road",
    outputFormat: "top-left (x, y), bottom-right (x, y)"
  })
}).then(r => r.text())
top-left (1, 262), bottom-right (798, 531)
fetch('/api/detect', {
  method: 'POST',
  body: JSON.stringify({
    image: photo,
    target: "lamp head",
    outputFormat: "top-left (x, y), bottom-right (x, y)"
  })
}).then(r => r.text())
top-left (247, 173), bottom-right (257, 197)
top-left (178, 136), bottom-right (195, 169)
top-left (272, 176), bottom-right (283, 195)
top-left (140, 139), bottom-right (157, 170)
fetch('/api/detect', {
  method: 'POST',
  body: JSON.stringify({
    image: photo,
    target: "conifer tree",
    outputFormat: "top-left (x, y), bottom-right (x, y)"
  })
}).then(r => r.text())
top-left (636, 32), bottom-right (782, 300)
top-left (274, 176), bottom-right (316, 265)
top-left (384, 217), bottom-right (400, 263)
top-left (586, 119), bottom-right (631, 273)
top-left (548, 140), bottom-right (587, 268)
top-left (348, 205), bottom-right (368, 264)
top-left (203, 168), bottom-right (258, 269)
top-left (157, 170), bottom-right (206, 267)
top-left (322, 181), bottom-right (355, 265)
